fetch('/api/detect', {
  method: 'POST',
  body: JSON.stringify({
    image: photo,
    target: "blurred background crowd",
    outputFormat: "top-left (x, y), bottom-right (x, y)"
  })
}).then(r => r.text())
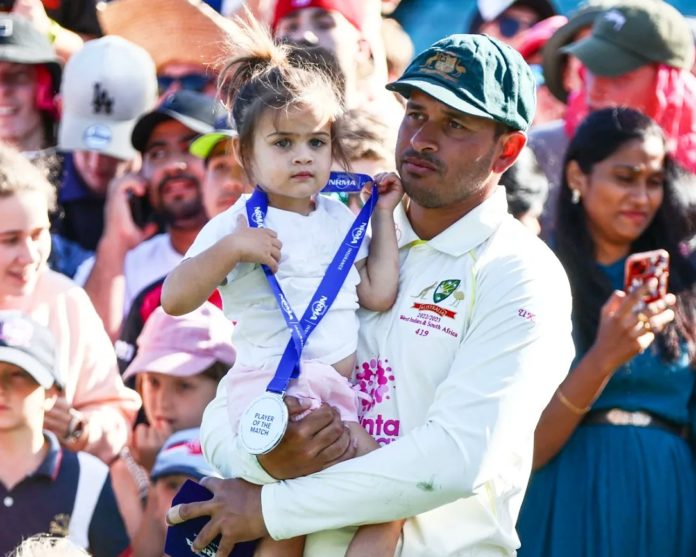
top-left (0, 0), bottom-right (695, 556)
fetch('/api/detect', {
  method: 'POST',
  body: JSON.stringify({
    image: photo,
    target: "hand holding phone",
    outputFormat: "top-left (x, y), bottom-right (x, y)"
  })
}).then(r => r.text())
top-left (624, 249), bottom-right (670, 304)
top-left (128, 190), bottom-right (153, 229)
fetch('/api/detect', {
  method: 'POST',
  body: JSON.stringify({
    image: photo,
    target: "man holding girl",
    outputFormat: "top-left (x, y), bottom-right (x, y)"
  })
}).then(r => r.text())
top-left (166, 21), bottom-right (576, 557)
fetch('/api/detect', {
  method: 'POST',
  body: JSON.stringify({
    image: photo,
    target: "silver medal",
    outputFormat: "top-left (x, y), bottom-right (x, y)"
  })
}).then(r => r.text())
top-left (238, 392), bottom-right (289, 455)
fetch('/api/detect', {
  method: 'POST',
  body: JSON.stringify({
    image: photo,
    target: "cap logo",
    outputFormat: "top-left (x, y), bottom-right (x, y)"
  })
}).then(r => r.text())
top-left (92, 83), bottom-right (114, 115)
top-left (291, 0), bottom-right (312, 6)
top-left (0, 19), bottom-right (13, 38)
top-left (83, 124), bottom-right (112, 149)
top-left (421, 52), bottom-right (466, 82)
top-left (603, 10), bottom-right (626, 31)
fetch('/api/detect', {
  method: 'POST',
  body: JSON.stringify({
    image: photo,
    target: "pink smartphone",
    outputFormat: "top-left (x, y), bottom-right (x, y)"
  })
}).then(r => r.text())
top-left (624, 249), bottom-right (670, 304)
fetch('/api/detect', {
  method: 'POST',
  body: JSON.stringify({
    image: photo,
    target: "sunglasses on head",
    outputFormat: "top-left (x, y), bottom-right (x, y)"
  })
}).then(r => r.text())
top-left (157, 73), bottom-right (212, 95)
top-left (496, 14), bottom-right (533, 38)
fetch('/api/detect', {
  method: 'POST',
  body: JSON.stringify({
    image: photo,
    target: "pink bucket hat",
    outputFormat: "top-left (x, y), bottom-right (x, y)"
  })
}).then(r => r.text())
top-left (123, 302), bottom-right (235, 380)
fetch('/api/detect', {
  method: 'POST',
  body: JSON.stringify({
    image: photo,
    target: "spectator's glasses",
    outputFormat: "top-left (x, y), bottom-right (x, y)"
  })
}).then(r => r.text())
top-left (496, 14), bottom-right (534, 38)
top-left (157, 73), bottom-right (212, 95)
top-left (529, 64), bottom-right (545, 88)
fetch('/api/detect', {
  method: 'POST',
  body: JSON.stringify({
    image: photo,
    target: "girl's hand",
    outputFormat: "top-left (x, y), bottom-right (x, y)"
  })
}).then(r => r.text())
top-left (227, 215), bottom-right (283, 273)
top-left (131, 422), bottom-right (173, 472)
top-left (363, 172), bottom-right (404, 212)
top-left (590, 280), bottom-right (676, 376)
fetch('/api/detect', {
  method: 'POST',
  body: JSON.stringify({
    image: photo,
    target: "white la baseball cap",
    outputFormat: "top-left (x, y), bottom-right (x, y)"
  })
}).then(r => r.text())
top-left (58, 36), bottom-right (157, 160)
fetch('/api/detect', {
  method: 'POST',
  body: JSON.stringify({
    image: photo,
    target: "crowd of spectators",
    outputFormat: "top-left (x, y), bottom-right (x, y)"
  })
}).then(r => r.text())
top-left (0, 0), bottom-right (695, 556)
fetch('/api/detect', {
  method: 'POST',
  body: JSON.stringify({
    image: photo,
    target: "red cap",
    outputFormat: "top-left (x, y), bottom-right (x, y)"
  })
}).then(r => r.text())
top-left (518, 15), bottom-right (568, 61)
top-left (272, 0), bottom-right (367, 32)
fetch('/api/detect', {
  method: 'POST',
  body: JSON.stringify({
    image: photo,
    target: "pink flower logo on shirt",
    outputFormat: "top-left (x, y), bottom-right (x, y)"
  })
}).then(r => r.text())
top-left (354, 358), bottom-right (395, 414)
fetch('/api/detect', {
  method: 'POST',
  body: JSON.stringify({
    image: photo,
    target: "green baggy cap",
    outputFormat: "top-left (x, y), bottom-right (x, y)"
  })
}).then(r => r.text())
top-left (562, 0), bottom-right (694, 77)
top-left (387, 34), bottom-right (536, 132)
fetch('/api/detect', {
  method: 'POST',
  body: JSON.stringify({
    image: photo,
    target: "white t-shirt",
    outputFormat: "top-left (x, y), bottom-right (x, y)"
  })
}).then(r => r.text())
top-left (202, 187), bottom-right (574, 556)
top-left (186, 194), bottom-right (369, 370)
top-left (74, 233), bottom-right (183, 318)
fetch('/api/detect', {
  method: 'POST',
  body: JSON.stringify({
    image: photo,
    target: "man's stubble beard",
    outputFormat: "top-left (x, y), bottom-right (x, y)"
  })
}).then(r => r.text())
top-left (400, 143), bottom-right (497, 209)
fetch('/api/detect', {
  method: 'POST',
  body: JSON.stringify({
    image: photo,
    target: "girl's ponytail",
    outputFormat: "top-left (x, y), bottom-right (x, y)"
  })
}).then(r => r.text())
top-left (218, 14), bottom-right (290, 112)
top-left (216, 11), bottom-right (347, 174)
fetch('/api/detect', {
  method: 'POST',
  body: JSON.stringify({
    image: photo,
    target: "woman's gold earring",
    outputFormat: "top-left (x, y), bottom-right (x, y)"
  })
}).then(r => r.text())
top-left (571, 189), bottom-right (581, 204)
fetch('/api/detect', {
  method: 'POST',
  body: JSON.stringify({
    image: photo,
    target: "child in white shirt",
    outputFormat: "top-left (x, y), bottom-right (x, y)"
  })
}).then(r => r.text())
top-left (162, 15), bottom-right (403, 557)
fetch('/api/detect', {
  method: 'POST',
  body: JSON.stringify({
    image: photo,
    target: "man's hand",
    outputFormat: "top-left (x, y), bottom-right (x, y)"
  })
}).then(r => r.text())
top-left (257, 396), bottom-right (356, 480)
top-left (44, 396), bottom-right (88, 450)
top-left (102, 173), bottom-right (159, 252)
top-left (167, 477), bottom-right (267, 557)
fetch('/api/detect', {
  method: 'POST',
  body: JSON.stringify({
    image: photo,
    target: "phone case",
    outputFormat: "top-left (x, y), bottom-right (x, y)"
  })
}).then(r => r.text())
top-left (624, 249), bottom-right (669, 304)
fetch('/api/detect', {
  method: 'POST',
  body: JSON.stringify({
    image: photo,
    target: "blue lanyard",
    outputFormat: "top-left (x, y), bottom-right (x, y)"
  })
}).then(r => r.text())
top-left (320, 171), bottom-right (372, 193)
top-left (245, 178), bottom-right (378, 395)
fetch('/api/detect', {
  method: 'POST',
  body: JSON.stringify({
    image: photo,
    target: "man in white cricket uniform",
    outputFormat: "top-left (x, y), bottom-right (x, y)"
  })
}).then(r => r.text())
top-left (169, 33), bottom-right (575, 557)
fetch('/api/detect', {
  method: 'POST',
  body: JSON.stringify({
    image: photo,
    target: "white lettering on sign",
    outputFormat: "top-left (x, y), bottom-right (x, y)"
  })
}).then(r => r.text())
top-left (186, 537), bottom-right (217, 557)
top-left (330, 176), bottom-right (354, 190)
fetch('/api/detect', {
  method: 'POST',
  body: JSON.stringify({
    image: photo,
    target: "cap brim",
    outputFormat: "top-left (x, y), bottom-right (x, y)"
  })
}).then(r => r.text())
top-left (562, 35), bottom-right (648, 77)
top-left (541, 8), bottom-right (605, 103)
top-left (190, 131), bottom-right (236, 159)
top-left (132, 109), bottom-right (214, 152)
top-left (0, 347), bottom-right (59, 389)
top-left (386, 78), bottom-right (496, 123)
top-left (150, 465), bottom-right (208, 482)
top-left (59, 115), bottom-right (137, 160)
top-left (122, 350), bottom-right (215, 380)
top-left (0, 48), bottom-right (59, 67)
top-left (0, 53), bottom-right (61, 92)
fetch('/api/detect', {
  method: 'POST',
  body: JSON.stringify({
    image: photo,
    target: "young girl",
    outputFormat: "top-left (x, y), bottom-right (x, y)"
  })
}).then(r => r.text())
top-left (161, 15), bottom-right (403, 557)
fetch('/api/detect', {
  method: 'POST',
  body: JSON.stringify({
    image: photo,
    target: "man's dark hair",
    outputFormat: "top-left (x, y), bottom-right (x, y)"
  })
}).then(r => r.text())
top-left (499, 146), bottom-right (548, 219)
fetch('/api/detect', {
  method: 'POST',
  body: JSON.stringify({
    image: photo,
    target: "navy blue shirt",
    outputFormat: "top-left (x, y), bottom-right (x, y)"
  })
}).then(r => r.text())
top-left (0, 433), bottom-right (129, 557)
top-left (56, 152), bottom-right (106, 252)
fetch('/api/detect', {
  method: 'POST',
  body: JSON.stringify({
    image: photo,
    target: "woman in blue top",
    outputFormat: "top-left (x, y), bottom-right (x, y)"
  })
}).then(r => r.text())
top-left (517, 107), bottom-right (696, 557)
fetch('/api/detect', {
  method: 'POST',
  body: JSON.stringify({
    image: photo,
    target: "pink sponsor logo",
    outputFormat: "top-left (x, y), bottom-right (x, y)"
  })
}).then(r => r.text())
top-left (354, 357), bottom-right (395, 414)
top-left (361, 414), bottom-right (400, 445)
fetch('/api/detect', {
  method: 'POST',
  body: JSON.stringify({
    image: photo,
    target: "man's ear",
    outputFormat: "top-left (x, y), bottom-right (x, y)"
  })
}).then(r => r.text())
top-left (491, 131), bottom-right (526, 174)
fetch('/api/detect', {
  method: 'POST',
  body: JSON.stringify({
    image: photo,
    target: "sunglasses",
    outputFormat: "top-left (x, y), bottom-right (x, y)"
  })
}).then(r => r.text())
top-left (157, 73), bottom-right (212, 95)
top-left (496, 14), bottom-right (534, 38)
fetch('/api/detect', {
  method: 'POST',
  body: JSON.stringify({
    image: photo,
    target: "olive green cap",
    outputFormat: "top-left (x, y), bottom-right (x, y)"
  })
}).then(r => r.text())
top-left (562, 0), bottom-right (695, 77)
top-left (387, 34), bottom-right (536, 131)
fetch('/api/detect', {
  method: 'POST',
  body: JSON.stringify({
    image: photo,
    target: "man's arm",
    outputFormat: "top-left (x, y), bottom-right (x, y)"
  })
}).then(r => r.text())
top-left (172, 250), bottom-right (574, 549)
top-left (81, 174), bottom-right (157, 340)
